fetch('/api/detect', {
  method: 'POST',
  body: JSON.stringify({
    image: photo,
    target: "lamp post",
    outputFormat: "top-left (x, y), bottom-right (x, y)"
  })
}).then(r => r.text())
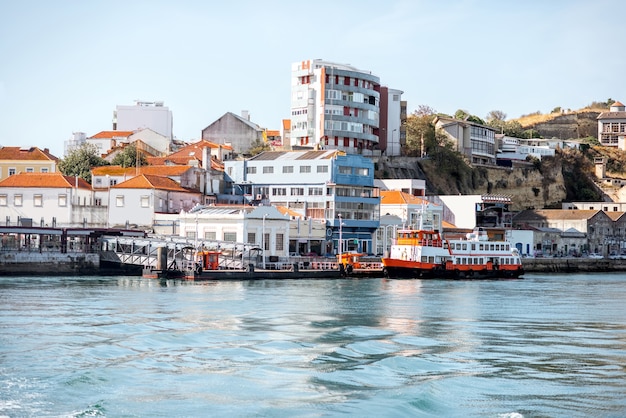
top-left (262, 213), bottom-right (267, 268)
top-left (338, 213), bottom-right (343, 256)
top-left (106, 174), bottom-right (110, 229)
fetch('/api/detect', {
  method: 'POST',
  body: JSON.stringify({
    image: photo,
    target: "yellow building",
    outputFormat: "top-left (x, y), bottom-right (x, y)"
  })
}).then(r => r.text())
top-left (0, 146), bottom-right (58, 181)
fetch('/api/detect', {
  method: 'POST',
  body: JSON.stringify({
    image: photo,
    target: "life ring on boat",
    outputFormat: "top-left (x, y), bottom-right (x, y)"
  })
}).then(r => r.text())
top-left (195, 263), bottom-right (202, 275)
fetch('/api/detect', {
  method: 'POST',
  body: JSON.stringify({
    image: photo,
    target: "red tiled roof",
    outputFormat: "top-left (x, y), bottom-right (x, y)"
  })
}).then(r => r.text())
top-left (380, 190), bottom-right (434, 206)
top-left (0, 172), bottom-right (91, 189)
top-left (92, 165), bottom-right (194, 176)
top-left (89, 130), bottom-right (134, 139)
top-left (0, 146), bottom-right (59, 161)
top-left (113, 174), bottom-right (189, 192)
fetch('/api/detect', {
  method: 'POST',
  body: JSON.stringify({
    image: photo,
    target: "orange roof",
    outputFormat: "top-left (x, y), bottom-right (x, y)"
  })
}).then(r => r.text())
top-left (282, 119), bottom-right (291, 130)
top-left (0, 172), bottom-right (91, 189)
top-left (92, 165), bottom-right (194, 176)
top-left (442, 220), bottom-right (456, 228)
top-left (89, 130), bottom-right (134, 139)
top-left (0, 146), bottom-right (58, 161)
top-left (113, 174), bottom-right (190, 192)
top-left (380, 190), bottom-right (435, 206)
top-left (266, 130), bottom-right (280, 137)
top-left (275, 206), bottom-right (303, 218)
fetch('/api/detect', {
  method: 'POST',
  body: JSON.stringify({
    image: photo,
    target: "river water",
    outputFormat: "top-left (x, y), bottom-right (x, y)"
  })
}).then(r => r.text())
top-left (1, 273), bottom-right (625, 417)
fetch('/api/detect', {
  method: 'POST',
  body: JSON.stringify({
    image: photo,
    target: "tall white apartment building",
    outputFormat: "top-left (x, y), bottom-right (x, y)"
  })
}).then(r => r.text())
top-left (290, 59), bottom-right (381, 155)
top-left (113, 100), bottom-right (173, 140)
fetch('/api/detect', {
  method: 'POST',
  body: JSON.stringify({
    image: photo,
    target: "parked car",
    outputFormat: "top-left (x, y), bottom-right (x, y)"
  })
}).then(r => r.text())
top-left (588, 253), bottom-right (604, 259)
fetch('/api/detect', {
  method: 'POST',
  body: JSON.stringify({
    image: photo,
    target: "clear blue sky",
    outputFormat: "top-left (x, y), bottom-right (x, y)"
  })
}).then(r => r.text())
top-left (1, 0), bottom-right (624, 158)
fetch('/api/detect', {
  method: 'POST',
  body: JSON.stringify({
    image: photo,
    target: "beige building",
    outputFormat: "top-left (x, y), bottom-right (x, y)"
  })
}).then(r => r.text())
top-left (0, 146), bottom-right (58, 181)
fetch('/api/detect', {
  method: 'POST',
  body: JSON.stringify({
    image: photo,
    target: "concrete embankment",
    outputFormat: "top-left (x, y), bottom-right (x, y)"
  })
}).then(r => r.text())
top-left (522, 258), bottom-right (626, 273)
top-left (0, 252), bottom-right (101, 276)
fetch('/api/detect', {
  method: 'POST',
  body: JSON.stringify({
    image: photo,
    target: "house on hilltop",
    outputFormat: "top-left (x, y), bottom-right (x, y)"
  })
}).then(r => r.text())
top-left (0, 146), bottom-right (58, 181)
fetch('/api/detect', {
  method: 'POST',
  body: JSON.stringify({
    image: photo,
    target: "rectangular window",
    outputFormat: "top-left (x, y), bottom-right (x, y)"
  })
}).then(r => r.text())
top-left (41, 168), bottom-right (49, 173)
top-left (283, 166), bottom-right (294, 173)
top-left (300, 166), bottom-right (311, 173)
top-left (263, 166), bottom-right (274, 174)
top-left (0, 195), bottom-right (6, 206)
top-left (204, 231), bottom-right (216, 240)
top-left (58, 194), bottom-right (67, 207)
top-left (224, 232), bottom-right (237, 242)
top-left (14, 194), bottom-right (22, 206)
top-left (276, 233), bottom-right (284, 251)
top-left (8, 168), bottom-right (16, 176)
top-left (317, 165), bottom-right (328, 173)
top-left (116, 196), bottom-right (124, 207)
top-left (247, 232), bottom-right (256, 244)
top-left (356, 167), bottom-right (369, 176)
top-left (246, 166), bottom-right (257, 174)
top-left (308, 187), bottom-right (323, 196)
top-left (26, 167), bottom-right (34, 173)
top-left (290, 187), bottom-right (304, 196)
top-left (338, 166), bottom-right (351, 175)
top-left (141, 196), bottom-right (150, 208)
top-left (186, 231), bottom-right (196, 239)
top-left (264, 233), bottom-right (269, 251)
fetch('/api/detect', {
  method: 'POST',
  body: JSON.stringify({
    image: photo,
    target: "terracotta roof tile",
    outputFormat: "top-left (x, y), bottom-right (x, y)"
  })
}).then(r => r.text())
top-left (92, 165), bottom-right (194, 176)
top-left (0, 146), bottom-right (59, 161)
top-left (113, 174), bottom-right (189, 192)
top-left (0, 172), bottom-right (91, 189)
top-left (380, 190), bottom-right (434, 206)
top-left (89, 130), bottom-right (134, 139)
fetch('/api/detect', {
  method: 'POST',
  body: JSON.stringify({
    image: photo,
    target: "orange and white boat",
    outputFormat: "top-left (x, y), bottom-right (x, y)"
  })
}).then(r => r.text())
top-left (381, 227), bottom-right (524, 279)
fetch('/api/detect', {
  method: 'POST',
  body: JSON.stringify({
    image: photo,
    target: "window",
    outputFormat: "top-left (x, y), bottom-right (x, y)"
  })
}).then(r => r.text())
top-left (291, 187), bottom-right (304, 196)
top-left (223, 232), bottom-right (237, 242)
top-left (0, 195), bottom-right (6, 206)
top-left (276, 233), bottom-right (284, 251)
top-left (272, 187), bottom-right (286, 196)
top-left (300, 166), bottom-right (311, 173)
top-left (41, 168), bottom-right (49, 173)
top-left (141, 196), bottom-right (150, 208)
top-left (246, 166), bottom-right (257, 174)
top-left (116, 196), bottom-right (124, 207)
top-left (317, 165), bottom-right (328, 173)
top-left (186, 231), bottom-right (196, 239)
top-left (263, 233), bottom-right (269, 251)
top-left (283, 166), bottom-right (294, 173)
top-left (8, 168), bottom-right (16, 176)
top-left (338, 166), bottom-right (351, 175)
top-left (247, 232), bottom-right (256, 244)
top-left (26, 167), bottom-right (34, 173)
top-left (263, 166), bottom-right (274, 174)
top-left (14, 194), bottom-right (22, 206)
top-left (204, 231), bottom-right (216, 240)
top-left (309, 187), bottom-right (323, 196)
top-left (356, 167), bottom-right (369, 176)
top-left (58, 194), bottom-right (67, 207)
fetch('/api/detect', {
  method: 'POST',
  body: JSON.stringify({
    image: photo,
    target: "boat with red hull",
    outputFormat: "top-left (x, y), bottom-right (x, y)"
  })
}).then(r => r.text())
top-left (381, 227), bottom-right (524, 279)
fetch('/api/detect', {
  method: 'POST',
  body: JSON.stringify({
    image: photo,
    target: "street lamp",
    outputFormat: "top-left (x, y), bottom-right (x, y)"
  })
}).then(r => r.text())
top-left (338, 213), bottom-right (343, 255)
top-left (106, 174), bottom-right (110, 229)
top-left (262, 213), bottom-right (267, 268)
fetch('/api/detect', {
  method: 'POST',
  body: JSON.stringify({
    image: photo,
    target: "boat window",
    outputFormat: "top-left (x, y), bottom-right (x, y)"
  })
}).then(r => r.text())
top-left (490, 244), bottom-right (494, 251)
top-left (471, 244), bottom-right (476, 251)
top-left (479, 244), bottom-right (484, 250)
top-left (428, 256), bottom-right (434, 263)
top-left (421, 256), bottom-right (428, 262)
top-left (463, 244), bottom-right (467, 250)
top-left (506, 244), bottom-right (510, 250)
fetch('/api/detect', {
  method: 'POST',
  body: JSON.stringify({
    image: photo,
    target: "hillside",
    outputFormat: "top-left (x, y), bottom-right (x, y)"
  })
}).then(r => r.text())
top-left (376, 147), bottom-right (615, 211)
top-left (514, 106), bottom-right (606, 140)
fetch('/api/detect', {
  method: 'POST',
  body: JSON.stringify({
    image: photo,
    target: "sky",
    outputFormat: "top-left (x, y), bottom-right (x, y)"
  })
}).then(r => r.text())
top-left (1, 0), bottom-right (625, 158)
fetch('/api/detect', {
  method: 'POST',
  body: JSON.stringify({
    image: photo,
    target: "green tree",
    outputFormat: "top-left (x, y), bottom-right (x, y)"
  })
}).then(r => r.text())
top-left (111, 143), bottom-right (147, 167)
top-left (58, 143), bottom-right (109, 183)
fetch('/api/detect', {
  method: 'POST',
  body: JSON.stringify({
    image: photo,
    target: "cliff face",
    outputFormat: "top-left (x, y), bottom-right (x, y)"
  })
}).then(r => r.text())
top-left (525, 111), bottom-right (600, 139)
top-left (376, 156), bottom-right (567, 211)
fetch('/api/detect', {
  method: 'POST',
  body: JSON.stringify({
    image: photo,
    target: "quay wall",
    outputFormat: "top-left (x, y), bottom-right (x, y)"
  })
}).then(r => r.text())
top-left (0, 252), bottom-right (100, 276)
top-left (522, 258), bottom-right (626, 273)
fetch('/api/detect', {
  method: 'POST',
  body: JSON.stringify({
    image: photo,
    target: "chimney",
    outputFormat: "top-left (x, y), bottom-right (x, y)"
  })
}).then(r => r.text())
top-left (241, 110), bottom-right (250, 120)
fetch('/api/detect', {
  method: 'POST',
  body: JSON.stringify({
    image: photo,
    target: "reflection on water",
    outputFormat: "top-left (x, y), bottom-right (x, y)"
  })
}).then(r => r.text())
top-left (1, 273), bottom-right (625, 417)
